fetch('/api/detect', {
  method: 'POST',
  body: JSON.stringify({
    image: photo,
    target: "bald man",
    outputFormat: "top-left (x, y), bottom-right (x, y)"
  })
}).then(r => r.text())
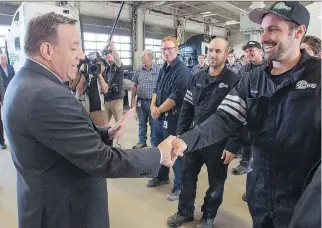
top-left (167, 38), bottom-right (242, 228)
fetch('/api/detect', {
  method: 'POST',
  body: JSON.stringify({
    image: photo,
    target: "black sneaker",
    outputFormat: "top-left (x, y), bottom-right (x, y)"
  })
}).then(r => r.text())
top-left (196, 216), bottom-right (214, 228)
top-left (146, 178), bottom-right (170, 187)
top-left (132, 143), bottom-right (147, 149)
top-left (167, 213), bottom-right (194, 228)
top-left (231, 164), bottom-right (252, 175)
top-left (242, 192), bottom-right (247, 202)
top-left (0, 143), bottom-right (7, 150)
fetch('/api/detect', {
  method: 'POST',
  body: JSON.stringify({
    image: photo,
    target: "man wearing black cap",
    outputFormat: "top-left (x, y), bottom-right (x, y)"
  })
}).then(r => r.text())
top-left (168, 1), bottom-right (321, 228)
top-left (238, 41), bottom-right (266, 75)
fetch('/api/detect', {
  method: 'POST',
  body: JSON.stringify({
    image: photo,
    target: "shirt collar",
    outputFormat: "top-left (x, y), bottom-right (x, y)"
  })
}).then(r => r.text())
top-left (27, 57), bottom-right (64, 83)
top-left (163, 56), bottom-right (179, 69)
top-left (206, 65), bottom-right (226, 82)
top-left (142, 63), bottom-right (154, 71)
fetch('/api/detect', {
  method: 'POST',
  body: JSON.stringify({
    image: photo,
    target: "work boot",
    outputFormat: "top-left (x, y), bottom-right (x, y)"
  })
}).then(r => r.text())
top-left (0, 143), bottom-right (7, 150)
top-left (132, 143), bottom-right (147, 149)
top-left (146, 178), bottom-right (169, 187)
top-left (242, 192), bottom-right (247, 202)
top-left (231, 164), bottom-right (252, 175)
top-left (167, 187), bottom-right (181, 201)
top-left (196, 216), bottom-right (214, 228)
top-left (167, 213), bottom-right (194, 228)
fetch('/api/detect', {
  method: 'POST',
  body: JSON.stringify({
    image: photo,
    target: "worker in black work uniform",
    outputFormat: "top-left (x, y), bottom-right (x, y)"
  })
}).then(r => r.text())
top-left (167, 38), bottom-right (242, 228)
top-left (232, 41), bottom-right (266, 178)
top-left (232, 41), bottom-right (268, 202)
top-left (147, 36), bottom-right (191, 201)
top-left (170, 2), bottom-right (321, 228)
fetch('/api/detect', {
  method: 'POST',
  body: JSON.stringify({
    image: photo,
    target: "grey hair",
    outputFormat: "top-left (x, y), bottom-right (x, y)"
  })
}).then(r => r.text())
top-left (143, 49), bottom-right (154, 59)
top-left (24, 12), bottom-right (77, 56)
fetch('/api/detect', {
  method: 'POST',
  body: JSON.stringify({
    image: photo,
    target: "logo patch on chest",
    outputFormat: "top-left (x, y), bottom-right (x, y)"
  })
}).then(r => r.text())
top-left (219, 83), bottom-right (228, 88)
top-left (296, 80), bottom-right (317, 90)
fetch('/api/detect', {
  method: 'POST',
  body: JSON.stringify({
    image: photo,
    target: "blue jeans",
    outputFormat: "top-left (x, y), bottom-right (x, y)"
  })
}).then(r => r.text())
top-left (136, 98), bottom-right (156, 147)
top-left (154, 113), bottom-right (182, 189)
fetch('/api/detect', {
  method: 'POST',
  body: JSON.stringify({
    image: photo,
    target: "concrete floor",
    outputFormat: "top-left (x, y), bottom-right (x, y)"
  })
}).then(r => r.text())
top-left (0, 111), bottom-right (252, 228)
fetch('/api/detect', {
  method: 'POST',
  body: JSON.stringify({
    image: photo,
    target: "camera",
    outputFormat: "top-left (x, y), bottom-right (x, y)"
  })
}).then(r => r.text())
top-left (78, 52), bottom-right (102, 76)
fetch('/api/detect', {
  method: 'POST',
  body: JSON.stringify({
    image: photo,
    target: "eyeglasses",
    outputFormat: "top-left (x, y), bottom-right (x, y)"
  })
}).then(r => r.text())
top-left (161, 47), bottom-right (177, 52)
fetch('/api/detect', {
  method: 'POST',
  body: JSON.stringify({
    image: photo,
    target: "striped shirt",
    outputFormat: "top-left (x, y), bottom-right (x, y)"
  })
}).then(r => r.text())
top-left (132, 63), bottom-right (161, 99)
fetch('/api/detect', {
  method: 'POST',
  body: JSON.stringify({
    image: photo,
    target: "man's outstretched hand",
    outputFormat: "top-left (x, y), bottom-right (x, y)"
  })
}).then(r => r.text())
top-left (158, 136), bottom-right (177, 167)
top-left (171, 137), bottom-right (187, 157)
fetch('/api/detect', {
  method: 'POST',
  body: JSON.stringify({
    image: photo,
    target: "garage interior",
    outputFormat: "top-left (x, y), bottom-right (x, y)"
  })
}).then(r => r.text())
top-left (0, 1), bottom-right (321, 228)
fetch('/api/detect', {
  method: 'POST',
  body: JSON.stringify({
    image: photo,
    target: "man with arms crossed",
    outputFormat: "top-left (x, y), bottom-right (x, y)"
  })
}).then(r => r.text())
top-left (3, 13), bottom-right (175, 228)
top-left (169, 2), bottom-right (321, 227)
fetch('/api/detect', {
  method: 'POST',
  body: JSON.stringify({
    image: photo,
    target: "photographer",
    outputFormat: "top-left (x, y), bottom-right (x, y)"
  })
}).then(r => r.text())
top-left (102, 40), bottom-right (124, 148)
top-left (76, 57), bottom-right (109, 127)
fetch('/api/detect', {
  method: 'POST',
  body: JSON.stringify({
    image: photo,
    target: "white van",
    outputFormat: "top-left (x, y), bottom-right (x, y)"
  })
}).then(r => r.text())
top-left (6, 2), bottom-right (80, 72)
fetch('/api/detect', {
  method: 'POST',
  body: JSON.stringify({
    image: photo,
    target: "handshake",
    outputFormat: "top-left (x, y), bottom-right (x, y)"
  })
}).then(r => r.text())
top-left (157, 136), bottom-right (188, 167)
top-left (157, 136), bottom-right (236, 167)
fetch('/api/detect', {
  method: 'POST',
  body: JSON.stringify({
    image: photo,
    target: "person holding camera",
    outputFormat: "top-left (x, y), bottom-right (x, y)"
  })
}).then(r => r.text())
top-left (102, 40), bottom-right (124, 148)
top-left (76, 58), bottom-right (109, 126)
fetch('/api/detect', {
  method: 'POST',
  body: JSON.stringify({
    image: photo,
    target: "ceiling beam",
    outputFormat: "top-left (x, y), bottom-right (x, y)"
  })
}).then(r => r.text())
top-left (179, 3), bottom-right (238, 21)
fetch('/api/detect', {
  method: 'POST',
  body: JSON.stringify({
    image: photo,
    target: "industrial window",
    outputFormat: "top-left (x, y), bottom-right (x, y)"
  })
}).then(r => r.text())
top-left (83, 32), bottom-right (132, 66)
top-left (144, 38), bottom-right (162, 64)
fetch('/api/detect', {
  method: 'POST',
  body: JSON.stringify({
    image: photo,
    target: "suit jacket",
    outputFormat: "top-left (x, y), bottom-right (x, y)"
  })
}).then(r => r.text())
top-left (2, 59), bottom-right (161, 228)
top-left (0, 64), bottom-right (15, 90)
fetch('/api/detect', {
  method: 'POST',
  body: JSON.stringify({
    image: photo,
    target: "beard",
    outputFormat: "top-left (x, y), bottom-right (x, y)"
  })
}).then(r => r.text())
top-left (263, 38), bottom-right (293, 61)
top-left (209, 58), bottom-right (225, 68)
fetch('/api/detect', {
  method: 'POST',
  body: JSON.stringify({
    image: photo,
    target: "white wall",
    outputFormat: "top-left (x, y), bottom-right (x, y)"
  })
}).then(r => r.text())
top-left (228, 29), bottom-right (246, 58)
top-left (305, 2), bottom-right (322, 39)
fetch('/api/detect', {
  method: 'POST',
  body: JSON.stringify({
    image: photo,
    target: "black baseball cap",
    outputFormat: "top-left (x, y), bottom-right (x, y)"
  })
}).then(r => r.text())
top-left (248, 1), bottom-right (310, 29)
top-left (242, 41), bottom-right (261, 51)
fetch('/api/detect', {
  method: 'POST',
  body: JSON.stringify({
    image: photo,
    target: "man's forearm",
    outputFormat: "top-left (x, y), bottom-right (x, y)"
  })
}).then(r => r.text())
top-left (158, 98), bottom-right (176, 113)
top-left (151, 93), bottom-right (157, 107)
top-left (131, 84), bottom-right (137, 106)
top-left (111, 46), bottom-right (121, 67)
top-left (98, 75), bottom-right (109, 94)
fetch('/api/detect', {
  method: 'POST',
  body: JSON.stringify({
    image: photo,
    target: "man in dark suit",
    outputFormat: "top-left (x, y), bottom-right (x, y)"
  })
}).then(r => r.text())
top-left (2, 12), bottom-right (176, 228)
top-left (0, 54), bottom-right (15, 90)
top-left (0, 54), bottom-right (11, 149)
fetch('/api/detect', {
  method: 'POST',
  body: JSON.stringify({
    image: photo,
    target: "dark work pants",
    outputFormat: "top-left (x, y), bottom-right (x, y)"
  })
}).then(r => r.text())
top-left (154, 113), bottom-right (182, 189)
top-left (0, 107), bottom-right (5, 144)
top-left (240, 129), bottom-right (252, 167)
top-left (178, 142), bottom-right (228, 219)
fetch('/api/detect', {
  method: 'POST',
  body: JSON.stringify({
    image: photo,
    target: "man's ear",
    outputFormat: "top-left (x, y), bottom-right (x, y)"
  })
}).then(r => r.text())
top-left (295, 25), bottom-right (306, 41)
top-left (39, 42), bottom-right (53, 61)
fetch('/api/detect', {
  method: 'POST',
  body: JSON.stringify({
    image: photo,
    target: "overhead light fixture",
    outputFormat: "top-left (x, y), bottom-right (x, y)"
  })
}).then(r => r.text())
top-left (202, 13), bottom-right (217, 17)
top-left (226, 21), bottom-right (240, 25)
top-left (200, 11), bottom-right (212, 15)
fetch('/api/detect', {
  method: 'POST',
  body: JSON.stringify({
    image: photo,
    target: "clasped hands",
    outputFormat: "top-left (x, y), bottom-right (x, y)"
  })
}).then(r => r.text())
top-left (157, 136), bottom-right (236, 167)
top-left (157, 136), bottom-right (187, 167)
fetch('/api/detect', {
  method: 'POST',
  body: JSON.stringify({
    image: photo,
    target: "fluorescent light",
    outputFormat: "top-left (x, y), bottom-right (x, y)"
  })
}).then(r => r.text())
top-left (226, 21), bottom-right (240, 25)
top-left (202, 13), bottom-right (217, 17)
top-left (200, 11), bottom-right (212, 15)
